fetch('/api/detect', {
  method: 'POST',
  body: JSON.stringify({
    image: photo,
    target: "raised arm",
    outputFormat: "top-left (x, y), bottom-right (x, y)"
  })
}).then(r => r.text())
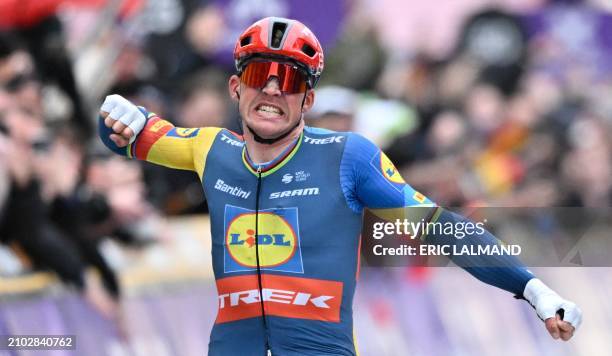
top-left (341, 132), bottom-right (582, 340)
top-left (98, 94), bottom-right (220, 178)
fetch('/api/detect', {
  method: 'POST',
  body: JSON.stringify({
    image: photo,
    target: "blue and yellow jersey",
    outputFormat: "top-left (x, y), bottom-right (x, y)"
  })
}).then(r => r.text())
top-left (100, 111), bottom-right (431, 355)
top-left (99, 111), bottom-right (532, 356)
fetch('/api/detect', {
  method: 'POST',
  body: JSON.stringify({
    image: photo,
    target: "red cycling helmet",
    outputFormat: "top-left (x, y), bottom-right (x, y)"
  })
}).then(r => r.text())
top-left (234, 17), bottom-right (324, 88)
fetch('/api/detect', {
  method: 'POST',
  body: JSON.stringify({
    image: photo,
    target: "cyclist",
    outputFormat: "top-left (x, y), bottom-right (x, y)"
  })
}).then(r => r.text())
top-left (99, 17), bottom-right (582, 356)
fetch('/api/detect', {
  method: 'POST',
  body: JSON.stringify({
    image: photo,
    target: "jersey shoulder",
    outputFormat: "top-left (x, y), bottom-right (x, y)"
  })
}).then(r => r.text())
top-left (212, 128), bottom-right (246, 149)
top-left (302, 126), bottom-right (351, 146)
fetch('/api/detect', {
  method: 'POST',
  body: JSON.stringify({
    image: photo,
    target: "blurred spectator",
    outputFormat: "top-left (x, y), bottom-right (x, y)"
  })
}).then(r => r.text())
top-left (0, 18), bottom-right (91, 136)
top-left (176, 67), bottom-right (232, 128)
top-left (561, 116), bottom-right (612, 206)
top-left (306, 85), bottom-right (357, 132)
top-left (0, 102), bottom-right (116, 317)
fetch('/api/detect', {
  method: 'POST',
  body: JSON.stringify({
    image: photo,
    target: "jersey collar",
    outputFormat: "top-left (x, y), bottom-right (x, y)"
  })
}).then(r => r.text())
top-left (242, 132), bottom-right (303, 177)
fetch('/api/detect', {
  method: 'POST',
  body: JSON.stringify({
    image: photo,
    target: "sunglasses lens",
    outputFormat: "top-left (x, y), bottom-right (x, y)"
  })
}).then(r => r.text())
top-left (241, 62), bottom-right (272, 90)
top-left (241, 61), bottom-right (308, 94)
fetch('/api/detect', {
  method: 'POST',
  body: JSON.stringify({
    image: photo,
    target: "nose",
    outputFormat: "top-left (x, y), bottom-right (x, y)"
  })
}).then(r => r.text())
top-left (261, 77), bottom-right (282, 96)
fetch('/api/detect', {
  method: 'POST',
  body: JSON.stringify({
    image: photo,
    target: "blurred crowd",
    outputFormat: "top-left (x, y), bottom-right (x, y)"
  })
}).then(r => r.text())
top-left (0, 0), bottom-right (610, 319)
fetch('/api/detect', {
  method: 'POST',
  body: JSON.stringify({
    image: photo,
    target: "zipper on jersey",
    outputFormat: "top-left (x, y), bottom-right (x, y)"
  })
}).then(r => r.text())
top-left (254, 165), bottom-right (271, 354)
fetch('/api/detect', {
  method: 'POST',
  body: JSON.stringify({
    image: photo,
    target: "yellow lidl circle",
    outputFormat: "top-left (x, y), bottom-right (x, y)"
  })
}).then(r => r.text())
top-left (380, 152), bottom-right (405, 184)
top-left (226, 212), bottom-right (297, 268)
top-left (176, 128), bottom-right (198, 137)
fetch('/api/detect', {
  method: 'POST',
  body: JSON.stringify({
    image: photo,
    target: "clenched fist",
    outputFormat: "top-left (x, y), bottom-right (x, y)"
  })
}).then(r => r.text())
top-left (524, 278), bottom-right (582, 341)
top-left (100, 94), bottom-right (147, 147)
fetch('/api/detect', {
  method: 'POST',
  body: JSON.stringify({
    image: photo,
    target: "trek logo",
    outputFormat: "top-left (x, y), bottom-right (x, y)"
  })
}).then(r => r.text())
top-left (219, 288), bottom-right (333, 309)
top-left (269, 187), bottom-right (319, 199)
top-left (304, 136), bottom-right (344, 145)
top-left (220, 133), bottom-right (244, 147)
top-left (224, 205), bottom-right (303, 273)
top-left (215, 275), bottom-right (343, 323)
top-left (215, 179), bottom-right (251, 199)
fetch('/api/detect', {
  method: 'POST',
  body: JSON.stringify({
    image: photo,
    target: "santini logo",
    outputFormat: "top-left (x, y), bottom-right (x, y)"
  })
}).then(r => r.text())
top-left (269, 187), bottom-right (319, 199)
top-left (214, 179), bottom-right (251, 199)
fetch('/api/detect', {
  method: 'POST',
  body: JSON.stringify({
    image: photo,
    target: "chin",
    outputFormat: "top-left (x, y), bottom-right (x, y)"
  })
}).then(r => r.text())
top-left (246, 121), bottom-right (291, 138)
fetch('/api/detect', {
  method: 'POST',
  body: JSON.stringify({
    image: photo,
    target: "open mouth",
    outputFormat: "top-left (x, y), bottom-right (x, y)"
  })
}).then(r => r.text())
top-left (255, 103), bottom-right (285, 117)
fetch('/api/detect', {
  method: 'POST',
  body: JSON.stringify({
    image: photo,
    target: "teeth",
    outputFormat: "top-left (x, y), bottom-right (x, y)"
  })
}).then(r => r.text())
top-left (257, 105), bottom-right (282, 114)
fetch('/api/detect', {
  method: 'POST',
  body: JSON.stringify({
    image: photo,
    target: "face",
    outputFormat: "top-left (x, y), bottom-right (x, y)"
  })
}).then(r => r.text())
top-left (229, 70), bottom-right (315, 139)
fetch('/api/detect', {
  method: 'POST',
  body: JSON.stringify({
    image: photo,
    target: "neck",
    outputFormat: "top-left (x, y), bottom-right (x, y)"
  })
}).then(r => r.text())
top-left (243, 121), bottom-right (304, 164)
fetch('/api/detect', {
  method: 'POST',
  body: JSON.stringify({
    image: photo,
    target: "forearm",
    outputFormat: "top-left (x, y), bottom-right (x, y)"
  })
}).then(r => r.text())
top-left (426, 208), bottom-right (534, 296)
top-left (98, 110), bottom-right (202, 171)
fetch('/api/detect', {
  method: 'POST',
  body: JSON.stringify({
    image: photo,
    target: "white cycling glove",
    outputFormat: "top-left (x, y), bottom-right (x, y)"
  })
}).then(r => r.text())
top-left (523, 278), bottom-right (582, 330)
top-left (100, 94), bottom-right (147, 144)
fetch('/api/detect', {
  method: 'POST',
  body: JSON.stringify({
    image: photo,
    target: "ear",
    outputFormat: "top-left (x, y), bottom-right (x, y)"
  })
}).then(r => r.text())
top-left (228, 75), bottom-right (241, 102)
top-left (300, 89), bottom-right (316, 113)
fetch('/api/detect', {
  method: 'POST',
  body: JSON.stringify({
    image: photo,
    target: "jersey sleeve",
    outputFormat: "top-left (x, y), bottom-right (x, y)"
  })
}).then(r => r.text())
top-left (340, 133), bottom-right (433, 213)
top-left (340, 133), bottom-right (533, 296)
top-left (98, 111), bottom-right (221, 179)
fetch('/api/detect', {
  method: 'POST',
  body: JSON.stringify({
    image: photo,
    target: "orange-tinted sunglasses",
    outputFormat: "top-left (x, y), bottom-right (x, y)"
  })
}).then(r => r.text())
top-left (240, 61), bottom-right (309, 94)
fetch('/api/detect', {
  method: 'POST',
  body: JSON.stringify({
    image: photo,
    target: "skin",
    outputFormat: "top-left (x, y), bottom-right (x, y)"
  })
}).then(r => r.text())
top-left (545, 314), bottom-right (575, 341)
top-left (227, 74), bottom-right (314, 163)
top-left (102, 74), bottom-right (315, 164)
top-left (100, 72), bottom-right (576, 342)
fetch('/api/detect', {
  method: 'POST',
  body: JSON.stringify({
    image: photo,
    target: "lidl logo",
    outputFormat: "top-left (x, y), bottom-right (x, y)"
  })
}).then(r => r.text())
top-left (167, 127), bottom-right (200, 138)
top-left (380, 152), bottom-right (405, 184)
top-left (148, 119), bottom-right (172, 132)
top-left (224, 205), bottom-right (303, 273)
top-left (413, 191), bottom-right (426, 204)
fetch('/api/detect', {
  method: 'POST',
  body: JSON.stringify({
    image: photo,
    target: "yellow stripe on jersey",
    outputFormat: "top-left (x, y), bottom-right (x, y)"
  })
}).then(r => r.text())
top-left (193, 127), bottom-right (223, 179)
top-left (131, 116), bottom-right (221, 179)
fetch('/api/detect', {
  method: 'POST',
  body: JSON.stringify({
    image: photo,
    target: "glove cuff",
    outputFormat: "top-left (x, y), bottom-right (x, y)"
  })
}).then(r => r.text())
top-left (523, 278), bottom-right (558, 306)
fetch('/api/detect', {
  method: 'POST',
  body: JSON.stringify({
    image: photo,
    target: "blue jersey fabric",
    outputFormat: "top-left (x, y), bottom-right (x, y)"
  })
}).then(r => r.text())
top-left (100, 121), bottom-right (534, 356)
top-left (203, 127), bottom-right (425, 355)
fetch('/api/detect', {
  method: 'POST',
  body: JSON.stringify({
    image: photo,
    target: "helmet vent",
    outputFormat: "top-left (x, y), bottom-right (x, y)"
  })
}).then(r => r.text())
top-left (240, 36), bottom-right (251, 47)
top-left (301, 44), bottom-right (316, 57)
top-left (271, 22), bottom-right (288, 48)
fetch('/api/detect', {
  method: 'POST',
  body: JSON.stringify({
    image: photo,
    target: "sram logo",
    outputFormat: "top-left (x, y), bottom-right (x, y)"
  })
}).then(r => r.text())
top-left (215, 275), bottom-right (343, 323)
top-left (269, 187), bottom-right (319, 199)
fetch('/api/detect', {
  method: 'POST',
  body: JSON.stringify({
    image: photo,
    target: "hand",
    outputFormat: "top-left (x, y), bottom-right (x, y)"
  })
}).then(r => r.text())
top-left (523, 278), bottom-right (582, 341)
top-left (545, 313), bottom-right (576, 341)
top-left (100, 94), bottom-right (147, 147)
